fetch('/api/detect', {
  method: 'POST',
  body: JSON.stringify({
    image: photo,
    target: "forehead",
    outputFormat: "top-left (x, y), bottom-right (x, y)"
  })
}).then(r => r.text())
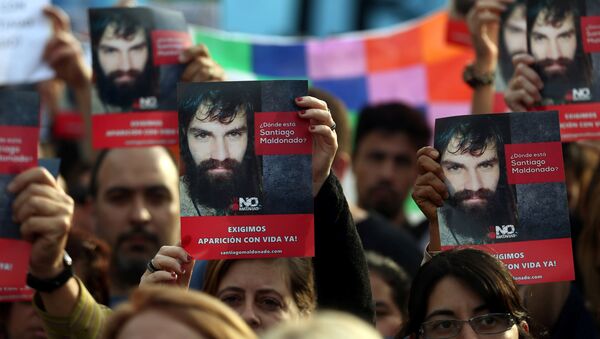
top-left (443, 136), bottom-right (497, 159)
top-left (219, 259), bottom-right (291, 292)
top-left (356, 131), bottom-right (417, 155)
top-left (506, 5), bottom-right (525, 24)
top-left (427, 276), bottom-right (486, 315)
top-left (534, 9), bottom-right (574, 29)
top-left (97, 148), bottom-right (178, 192)
top-left (189, 103), bottom-right (248, 128)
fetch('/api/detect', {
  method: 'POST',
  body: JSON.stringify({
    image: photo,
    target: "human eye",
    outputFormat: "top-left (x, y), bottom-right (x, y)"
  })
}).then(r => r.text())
top-left (105, 190), bottom-right (131, 205)
top-left (145, 187), bottom-right (171, 206)
top-left (531, 33), bottom-right (546, 42)
top-left (472, 314), bottom-right (511, 334)
top-left (258, 296), bottom-right (283, 311)
top-left (444, 163), bottom-right (462, 172)
top-left (219, 293), bottom-right (242, 307)
top-left (425, 319), bottom-right (459, 337)
top-left (192, 131), bottom-right (210, 139)
top-left (227, 130), bottom-right (243, 138)
top-left (100, 46), bottom-right (118, 55)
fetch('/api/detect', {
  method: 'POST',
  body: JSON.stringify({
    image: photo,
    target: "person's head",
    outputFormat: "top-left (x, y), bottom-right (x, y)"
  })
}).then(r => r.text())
top-left (102, 285), bottom-right (257, 339)
top-left (434, 116), bottom-right (506, 216)
top-left (203, 258), bottom-right (315, 333)
top-left (366, 252), bottom-right (411, 338)
top-left (262, 311), bottom-right (382, 339)
top-left (90, 10), bottom-right (155, 109)
top-left (499, 1), bottom-right (527, 82)
top-left (353, 103), bottom-right (430, 222)
top-left (89, 147), bottom-right (179, 290)
top-left (179, 84), bottom-right (262, 210)
top-left (308, 88), bottom-right (351, 179)
top-left (0, 301), bottom-right (47, 339)
top-left (403, 249), bottom-right (531, 339)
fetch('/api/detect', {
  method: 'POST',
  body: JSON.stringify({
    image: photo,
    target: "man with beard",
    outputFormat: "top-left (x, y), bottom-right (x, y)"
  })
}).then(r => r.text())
top-left (527, 0), bottom-right (591, 104)
top-left (89, 147), bottom-right (180, 305)
top-left (90, 10), bottom-right (156, 112)
top-left (179, 86), bottom-right (262, 216)
top-left (352, 103), bottom-right (431, 247)
top-left (435, 117), bottom-right (518, 245)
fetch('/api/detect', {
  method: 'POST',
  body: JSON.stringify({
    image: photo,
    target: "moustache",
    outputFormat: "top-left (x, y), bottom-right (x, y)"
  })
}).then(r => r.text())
top-left (197, 159), bottom-right (241, 172)
top-left (115, 228), bottom-right (159, 249)
top-left (452, 189), bottom-right (495, 203)
top-left (536, 57), bottom-right (572, 76)
top-left (107, 70), bottom-right (142, 84)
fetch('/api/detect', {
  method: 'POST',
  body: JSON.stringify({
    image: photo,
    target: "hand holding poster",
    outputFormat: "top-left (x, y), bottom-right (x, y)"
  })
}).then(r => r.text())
top-left (0, 0), bottom-right (54, 85)
top-left (89, 6), bottom-right (192, 149)
top-left (435, 111), bottom-right (574, 284)
top-left (178, 80), bottom-right (314, 260)
top-left (0, 90), bottom-right (39, 289)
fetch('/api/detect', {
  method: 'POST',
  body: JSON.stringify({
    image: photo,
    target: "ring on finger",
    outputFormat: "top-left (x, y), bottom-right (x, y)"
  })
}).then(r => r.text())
top-left (147, 259), bottom-right (160, 273)
top-left (330, 123), bottom-right (336, 132)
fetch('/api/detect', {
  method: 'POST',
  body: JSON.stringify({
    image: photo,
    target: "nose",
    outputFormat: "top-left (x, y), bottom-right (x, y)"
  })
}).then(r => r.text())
top-left (547, 38), bottom-right (561, 60)
top-left (463, 168), bottom-right (484, 192)
top-left (119, 51), bottom-right (132, 72)
top-left (211, 137), bottom-right (229, 162)
top-left (457, 322), bottom-right (479, 339)
top-left (378, 158), bottom-right (395, 182)
top-left (240, 302), bottom-right (261, 330)
top-left (129, 195), bottom-right (151, 225)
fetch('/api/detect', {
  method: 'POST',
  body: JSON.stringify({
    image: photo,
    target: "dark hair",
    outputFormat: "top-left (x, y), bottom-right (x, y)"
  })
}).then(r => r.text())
top-left (90, 9), bottom-right (151, 52)
top-left (454, 0), bottom-right (476, 17)
top-left (498, 0), bottom-right (526, 83)
top-left (366, 252), bottom-right (411, 320)
top-left (402, 249), bottom-right (531, 338)
top-left (353, 103), bottom-right (430, 157)
top-left (203, 258), bottom-right (316, 316)
top-left (434, 115), bottom-right (504, 159)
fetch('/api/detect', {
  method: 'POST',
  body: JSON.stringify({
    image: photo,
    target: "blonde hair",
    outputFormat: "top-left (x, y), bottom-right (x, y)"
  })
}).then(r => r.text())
top-left (261, 311), bottom-right (382, 339)
top-left (103, 285), bottom-right (257, 339)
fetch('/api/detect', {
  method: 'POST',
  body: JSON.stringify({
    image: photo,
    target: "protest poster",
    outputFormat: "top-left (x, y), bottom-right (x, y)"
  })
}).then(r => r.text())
top-left (0, 90), bottom-right (39, 288)
top-left (435, 111), bottom-right (574, 284)
top-left (0, 0), bottom-right (54, 85)
top-left (446, 0), bottom-right (473, 47)
top-left (178, 80), bottom-right (314, 260)
top-left (526, 0), bottom-right (600, 141)
top-left (89, 6), bottom-right (192, 149)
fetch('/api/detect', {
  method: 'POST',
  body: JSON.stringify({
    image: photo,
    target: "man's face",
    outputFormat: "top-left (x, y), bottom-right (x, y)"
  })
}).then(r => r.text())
top-left (530, 10), bottom-right (577, 77)
top-left (441, 136), bottom-right (500, 212)
top-left (186, 104), bottom-right (249, 182)
top-left (353, 131), bottom-right (418, 221)
top-left (98, 23), bottom-right (149, 86)
top-left (93, 147), bottom-right (179, 285)
top-left (503, 4), bottom-right (527, 57)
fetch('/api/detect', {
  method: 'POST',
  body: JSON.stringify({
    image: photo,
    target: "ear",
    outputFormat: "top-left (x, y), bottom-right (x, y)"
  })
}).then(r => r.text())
top-left (332, 152), bottom-right (351, 180)
top-left (520, 320), bottom-right (529, 333)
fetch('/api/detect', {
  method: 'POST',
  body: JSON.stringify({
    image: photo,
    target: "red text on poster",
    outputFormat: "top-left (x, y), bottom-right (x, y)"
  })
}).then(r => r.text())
top-left (92, 112), bottom-right (178, 149)
top-left (254, 112), bottom-right (312, 155)
top-left (182, 214), bottom-right (314, 260)
top-left (505, 142), bottom-right (565, 184)
top-left (581, 16), bottom-right (600, 53)
top-left (0, 126), bottom-right (38, 174)
top-left (151, 30), bottom-right (192, 65)
top-left (540, 103), bottom-right (600, 141)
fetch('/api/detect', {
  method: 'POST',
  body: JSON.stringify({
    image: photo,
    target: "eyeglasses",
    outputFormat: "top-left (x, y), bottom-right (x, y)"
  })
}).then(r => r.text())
top-left (419, 313), bottom-right (516, 339)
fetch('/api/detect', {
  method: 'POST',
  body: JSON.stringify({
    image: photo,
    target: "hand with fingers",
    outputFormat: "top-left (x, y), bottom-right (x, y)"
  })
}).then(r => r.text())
top-left (294, 96), bottom-right (338, 197)
top-left (140, 245), bottom-right (195, 289)
top-left (179, 44), bottom-right (226, 82)
top-left (505, 53), bottom-right (544, 111)
top-left (43, 6), bottom-right (91, 88)
top-left (412, 147), bottom-right (449, 251)
top-left (8, 167), bottom-right (74, 280)
top-left (467, 0), bottom-right (514, 72)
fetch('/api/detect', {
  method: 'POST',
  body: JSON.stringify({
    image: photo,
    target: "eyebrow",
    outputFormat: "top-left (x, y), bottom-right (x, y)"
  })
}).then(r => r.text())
top-left (558, 28), bottom-right (575, 37)
top-left (477, 156), bottom-right (499, 167)
top-left (425, 305), bottom-right (488, 321)
top-left (441, 160), bottom-right (465, 168)
top-left (217, 286), bottom-right (284, 298)
top-left (226, 126), bottom-right (248, 134)
top-left (104, 185), bottom-right (170, 195)
top-left (98, 41), bottom-right (146, 50)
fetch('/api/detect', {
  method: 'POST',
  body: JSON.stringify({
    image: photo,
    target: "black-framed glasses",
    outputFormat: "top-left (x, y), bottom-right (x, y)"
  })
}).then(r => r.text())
top-left (419, 313), bottom-right (516, 339)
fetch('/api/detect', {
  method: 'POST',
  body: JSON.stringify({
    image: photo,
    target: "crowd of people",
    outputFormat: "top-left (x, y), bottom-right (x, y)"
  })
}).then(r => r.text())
top-left (1, 0), bottom-right (600, 338)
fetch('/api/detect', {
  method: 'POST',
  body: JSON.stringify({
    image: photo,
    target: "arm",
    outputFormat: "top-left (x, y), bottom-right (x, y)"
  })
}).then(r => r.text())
top-left (312, 173), bottom-right (375, 324)
top-left (10, 168), bottom-right (108, 338)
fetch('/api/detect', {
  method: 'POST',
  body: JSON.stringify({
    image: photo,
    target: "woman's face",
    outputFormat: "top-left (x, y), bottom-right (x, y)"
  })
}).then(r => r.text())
top-left (370, 271), bottom-right (403, 337)
top-left (116, 310), bottom-right (204, 339)
top-left (216, 259), bottom-right (303, 333)
top-left (423, 276), bottom-right (520, 339)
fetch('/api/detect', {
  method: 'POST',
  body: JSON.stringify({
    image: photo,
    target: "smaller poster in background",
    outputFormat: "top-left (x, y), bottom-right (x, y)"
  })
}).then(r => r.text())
top-left (178, 80), bottom-right (315, 260)
top-left (446, 0), bottom-right (473, 47)
top-left (0, 90), bottom-right (39, 289)
top-left (527, 0), bottom-right (600, 141)
top-left (0, 0), bottom-right (54, 85)
top-left (89, 6), bottom-right (192, 149)
top-left (435, 111), bottom-right (574, 284)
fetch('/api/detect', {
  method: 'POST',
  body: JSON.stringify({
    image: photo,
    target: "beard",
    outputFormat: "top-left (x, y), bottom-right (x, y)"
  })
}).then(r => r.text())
top-left (111, 227), bottom-right (160, 288)
top-left (362, 182), bottom-right (402, 220)
top-left (536, 57), bottom-right (587, 102)
top-left (185, 158), bottom-right (259, 211)
top-left (448, 188), bottom-right (496, 217)
top-left (96, 63), bottom-right (155, 109)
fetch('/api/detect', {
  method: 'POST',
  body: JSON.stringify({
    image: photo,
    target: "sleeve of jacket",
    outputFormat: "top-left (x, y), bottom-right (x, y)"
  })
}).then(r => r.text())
top-left (312, 173), bottom-right (375, 324)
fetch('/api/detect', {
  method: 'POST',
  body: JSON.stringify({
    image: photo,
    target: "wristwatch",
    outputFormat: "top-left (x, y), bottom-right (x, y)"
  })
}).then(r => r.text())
top-left (462, 63), bottom-right (495, 88)
top-left (26, 252), bottom-right (73, 293)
